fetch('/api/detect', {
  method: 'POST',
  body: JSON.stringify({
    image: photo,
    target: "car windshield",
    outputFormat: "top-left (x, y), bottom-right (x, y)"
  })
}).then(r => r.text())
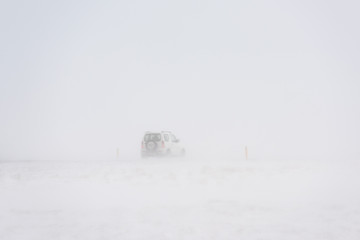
top-left (144, 134), bottom-right (161, 142)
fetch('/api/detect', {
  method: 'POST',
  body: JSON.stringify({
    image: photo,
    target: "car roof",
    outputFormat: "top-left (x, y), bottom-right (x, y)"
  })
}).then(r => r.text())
top-left (145, 131), bottom-right (172, 134)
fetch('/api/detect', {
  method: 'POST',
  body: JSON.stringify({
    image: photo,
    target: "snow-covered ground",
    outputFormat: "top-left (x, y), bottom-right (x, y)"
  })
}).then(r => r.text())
top-left (1, 158), bottom-right (360, 240)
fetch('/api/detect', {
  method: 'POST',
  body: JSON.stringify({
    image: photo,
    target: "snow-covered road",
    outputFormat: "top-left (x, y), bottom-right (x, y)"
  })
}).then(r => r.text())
top-left (1, 158), bottom-right (359, 239)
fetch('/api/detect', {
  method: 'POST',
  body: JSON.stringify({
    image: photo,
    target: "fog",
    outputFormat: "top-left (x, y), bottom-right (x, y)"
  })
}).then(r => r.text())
top-left (1, 0), bottom-right (359, 162)
top-left (1, 1), bottom-right (360, 239)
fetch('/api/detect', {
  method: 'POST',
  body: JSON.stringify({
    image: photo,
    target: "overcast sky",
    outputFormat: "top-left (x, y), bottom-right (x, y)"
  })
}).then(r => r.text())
top-left (1, 0), bottom-right (359, 161)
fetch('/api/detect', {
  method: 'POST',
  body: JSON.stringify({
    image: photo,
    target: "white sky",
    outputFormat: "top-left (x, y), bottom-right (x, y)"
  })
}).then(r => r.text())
top-left (1, 0), bottom-right (359, 161)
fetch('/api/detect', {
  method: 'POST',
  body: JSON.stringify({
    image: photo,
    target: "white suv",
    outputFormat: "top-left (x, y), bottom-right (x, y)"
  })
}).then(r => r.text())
top-left (141, 131), bottom-right (185, 158)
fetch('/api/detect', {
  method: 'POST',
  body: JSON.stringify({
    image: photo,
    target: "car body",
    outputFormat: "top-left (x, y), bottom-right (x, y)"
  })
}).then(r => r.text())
top-left (141, 131), bottom-right (185, 158)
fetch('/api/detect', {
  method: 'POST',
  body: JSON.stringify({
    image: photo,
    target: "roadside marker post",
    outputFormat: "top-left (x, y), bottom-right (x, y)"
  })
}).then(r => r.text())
top-left (245, 146), bottom-right (248, 160)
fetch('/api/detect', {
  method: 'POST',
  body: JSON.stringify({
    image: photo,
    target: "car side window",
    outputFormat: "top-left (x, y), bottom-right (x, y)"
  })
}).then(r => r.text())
top-left (164, 134), bottom-right (169, 142)
top-left (171, 135), bottom-right (177, 142)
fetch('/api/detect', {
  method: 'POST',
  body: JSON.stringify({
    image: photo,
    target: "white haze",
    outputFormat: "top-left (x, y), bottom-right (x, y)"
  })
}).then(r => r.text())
top-left (1, 0), bottom-right (360, 162)
top-left (1, 2), bottom-right (360, 239)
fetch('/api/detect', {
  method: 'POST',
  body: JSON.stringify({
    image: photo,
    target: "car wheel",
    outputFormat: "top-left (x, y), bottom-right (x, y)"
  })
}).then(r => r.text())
top-left (166, 149), bottom-right (171, 156)
top-left (146, 141), bottom-right (157, 151)
top-left (180, 149), bottom-right (186, 157)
